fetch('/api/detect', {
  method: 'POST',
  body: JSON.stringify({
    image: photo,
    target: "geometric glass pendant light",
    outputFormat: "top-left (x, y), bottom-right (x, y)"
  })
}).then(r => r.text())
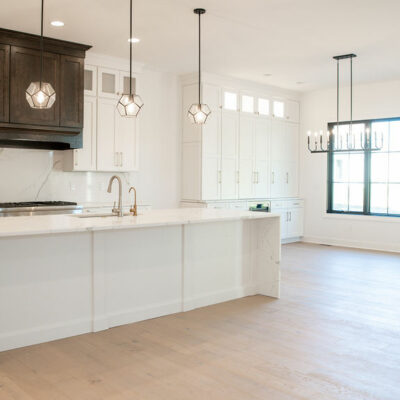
top-left (117, 0), bottom-right (144, 117)
top-left (187, 8), bottom-right (211, 125)
top-left (26, 0), bottom-right (56, 109)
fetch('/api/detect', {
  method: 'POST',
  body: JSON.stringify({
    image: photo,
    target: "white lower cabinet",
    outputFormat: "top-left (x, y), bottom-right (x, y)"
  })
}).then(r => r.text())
top-left (270, 199), bottom-right (304, 240)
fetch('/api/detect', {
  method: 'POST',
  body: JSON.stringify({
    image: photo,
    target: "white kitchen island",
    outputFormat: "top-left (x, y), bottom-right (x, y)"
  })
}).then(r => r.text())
top-left (0, 208), bottom-right (281, 351)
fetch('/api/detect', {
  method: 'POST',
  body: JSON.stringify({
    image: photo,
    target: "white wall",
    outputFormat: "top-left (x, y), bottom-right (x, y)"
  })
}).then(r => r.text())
top-left (0, 68), bottom-right (181, 209)
top-left (300, 79), bottom-right (400, 252)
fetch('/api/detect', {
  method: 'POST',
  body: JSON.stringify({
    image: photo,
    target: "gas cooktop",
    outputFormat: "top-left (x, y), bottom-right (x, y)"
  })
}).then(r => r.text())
top-left (0, 201), bottom-right (83, 217)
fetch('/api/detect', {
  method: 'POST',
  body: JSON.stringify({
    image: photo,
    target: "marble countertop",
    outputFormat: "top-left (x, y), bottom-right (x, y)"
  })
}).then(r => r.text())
top-left (0, 208), bottom-right (279, 238)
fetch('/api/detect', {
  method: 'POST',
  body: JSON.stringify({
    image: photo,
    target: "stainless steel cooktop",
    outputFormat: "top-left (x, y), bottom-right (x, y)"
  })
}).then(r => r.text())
top-left (0, 201), bottom-right (83, 217)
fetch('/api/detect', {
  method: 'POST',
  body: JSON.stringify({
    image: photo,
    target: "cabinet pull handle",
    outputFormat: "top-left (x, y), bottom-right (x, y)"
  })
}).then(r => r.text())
top-left (289, 211), bottom-right (292, 222)
top-left (272, 172), bottom-right (275, 184)
top-left (218, 170), bottom-right (222, 184)
top-left (236, 171), bottom-right (240, 184)
top-left (287, 211), bottom-right (289, 222)
top-left (286, 172), bottom-right (289, 184)
top-left (74, 150), bottom-right (78, 167)
top-left (120, 152), bottom-right (123, 167)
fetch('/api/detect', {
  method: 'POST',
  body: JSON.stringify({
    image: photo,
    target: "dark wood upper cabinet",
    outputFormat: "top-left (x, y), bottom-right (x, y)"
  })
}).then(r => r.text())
top-left (0, 28), bottom-right (91, 150)
top-left (0, 44), bottom-right (10, 122)
top-left (10, 46), bottom-right (60, 126)
top-left (60, 55), bottom-right (84, 128)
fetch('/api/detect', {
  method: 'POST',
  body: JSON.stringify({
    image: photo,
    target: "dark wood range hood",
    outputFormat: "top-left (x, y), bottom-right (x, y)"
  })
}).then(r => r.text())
top-left (0, 28), bottom-right (91, 150)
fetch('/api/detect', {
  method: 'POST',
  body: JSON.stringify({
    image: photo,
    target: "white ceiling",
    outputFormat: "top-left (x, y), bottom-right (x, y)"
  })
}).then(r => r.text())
top-left (1, 0), bottom-right (400, 92)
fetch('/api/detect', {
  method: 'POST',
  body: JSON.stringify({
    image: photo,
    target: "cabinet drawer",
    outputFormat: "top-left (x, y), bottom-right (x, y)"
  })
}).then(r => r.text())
top-left (271, 200), bottom-right (286, 209)
top-left (288, 199), bottom-right (304, 208)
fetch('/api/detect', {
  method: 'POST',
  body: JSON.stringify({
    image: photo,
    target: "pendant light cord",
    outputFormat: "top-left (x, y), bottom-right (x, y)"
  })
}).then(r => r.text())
top-left (198, 11), bottom-right (201, 105)
top-left (129, 0), bottom-right (132, 96)
top-left (40, 0), bottom-right (44, 88)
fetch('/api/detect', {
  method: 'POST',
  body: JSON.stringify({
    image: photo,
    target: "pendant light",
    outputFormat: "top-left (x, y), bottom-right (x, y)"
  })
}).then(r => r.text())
top-left (117, 0), bottom-right (143, 117)
top-left (26, 0), bottom-right (56, 109)
top-left (307, 54), bottom-right (383, 153)
top-left (188, 8), bottom-right (211, 125)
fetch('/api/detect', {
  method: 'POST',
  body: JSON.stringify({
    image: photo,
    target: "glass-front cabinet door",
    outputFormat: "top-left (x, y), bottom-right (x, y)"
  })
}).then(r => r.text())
top-left (98, 67), bottom-right (118, 98)
top-left (84, 64), bottom-right (97, 97)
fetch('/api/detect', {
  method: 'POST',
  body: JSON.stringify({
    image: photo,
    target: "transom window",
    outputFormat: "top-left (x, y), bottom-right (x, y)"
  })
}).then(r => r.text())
top-left (328, 117), bottom-right (400, 217)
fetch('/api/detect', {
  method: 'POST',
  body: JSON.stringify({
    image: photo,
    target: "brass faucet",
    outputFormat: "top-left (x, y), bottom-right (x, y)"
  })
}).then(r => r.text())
top-left (129, 186), bottom-right (138, 216)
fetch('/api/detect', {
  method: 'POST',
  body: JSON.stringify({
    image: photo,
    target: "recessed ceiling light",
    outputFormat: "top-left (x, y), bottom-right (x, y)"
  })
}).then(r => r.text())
top-left (296, 81), bottom-right (305, 85)
top-left (263, 73), bottom-right (272, 77)
top-left (51, 21), bottom-right (64, 27)
top-left (128, 37), bottom-right (140, 43)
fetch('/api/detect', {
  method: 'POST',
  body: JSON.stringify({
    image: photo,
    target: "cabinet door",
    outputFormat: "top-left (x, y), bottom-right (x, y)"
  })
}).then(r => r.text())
top-left (286, 100), bottom-right (300, 123)
top-left (287, 208), bottom-right (304, 237)
top-left (84, 64), bottom-right (97, 97)
top-left (270, 120), bottom-right (287, 161)
top-left (202, 87), bottom-right (221, 200)
top-left (221, 111), bottom-right (239, 199)
top-left (0, 44), bottom-right (9, 122)
top-left (254, 118), bottom-right (270, 198)
top-left (238, 114), bottom-right (254, 199)
top-left (96, 98), bottom-right (117, 171)
top-left (286, 162), bottom-right (299, 197)
top-left (119, 70), bottom-right (136, 95)
top-left (72, 96), bottom-right (96, 171)
top-left (60, 55), bottom-right (84, 128)
top-left (98, 67), bottom-right (118, 99)
top-left (115, 112), bottom-right (137, 171)
top-left (286, 122), bottom-right (299, 163)
top-left (10, 46), bottom-right (59, 126)
top-left (270, 160), bottom-right (285, 198)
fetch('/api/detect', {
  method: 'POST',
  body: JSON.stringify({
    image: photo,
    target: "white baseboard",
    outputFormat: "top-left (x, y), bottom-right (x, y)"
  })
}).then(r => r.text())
top-left (302, 235), bottom-right (400, 253)
top-left (0, 318), bottom-right (92, 352)
top-left (106, 300), bottom-right (182, 328)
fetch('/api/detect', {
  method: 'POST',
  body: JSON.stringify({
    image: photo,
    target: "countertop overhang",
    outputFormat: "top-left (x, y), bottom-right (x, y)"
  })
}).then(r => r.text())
top-left (0, 208), bottom-right (280, 238)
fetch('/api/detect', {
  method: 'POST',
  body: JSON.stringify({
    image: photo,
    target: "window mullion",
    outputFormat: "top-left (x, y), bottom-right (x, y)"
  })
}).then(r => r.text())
top-left (364, 121), bottom-right (372, 214)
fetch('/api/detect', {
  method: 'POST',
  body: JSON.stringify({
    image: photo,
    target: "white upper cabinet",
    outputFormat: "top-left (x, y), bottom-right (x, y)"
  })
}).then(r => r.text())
top-left (84, 65), bottom-right (97, 97)
top-left (65, 62), bottom-right (139, 173)
top-left (98, 67), bottom-right (118, 99)
top-left (221, 110), bottom-right (239, 199)
top-left (181, 75), bottom-right (300, 202)
top-left (223, 90), bottom-right (239, 112)
top-left (285, 99), bottom-right (300, 123)
top-left (257, 97), bottom-right (270, 117)
top-left (241, 94), bottom-right (255, 114)
top-left (272, 99), bottom-right (285, 119)
top-left (96, 98), bottom-right (117, 171)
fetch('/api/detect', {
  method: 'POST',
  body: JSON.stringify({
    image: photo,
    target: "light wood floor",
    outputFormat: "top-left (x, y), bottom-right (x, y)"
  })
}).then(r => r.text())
top-left (1, 243), bottom-right (399, 400)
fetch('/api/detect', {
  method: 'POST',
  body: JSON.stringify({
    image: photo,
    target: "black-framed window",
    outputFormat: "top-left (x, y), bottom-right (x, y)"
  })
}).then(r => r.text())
top-left (327, 117), bottom-right (400, 217)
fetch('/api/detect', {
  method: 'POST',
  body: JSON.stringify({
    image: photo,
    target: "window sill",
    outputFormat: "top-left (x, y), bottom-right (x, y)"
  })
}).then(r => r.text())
top-left (324, 212), bottom-right (400, 223)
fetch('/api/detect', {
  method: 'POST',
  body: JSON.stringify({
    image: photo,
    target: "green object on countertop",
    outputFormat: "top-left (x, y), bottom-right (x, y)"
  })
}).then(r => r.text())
top-left (249, 203), bottom-right (270, 212)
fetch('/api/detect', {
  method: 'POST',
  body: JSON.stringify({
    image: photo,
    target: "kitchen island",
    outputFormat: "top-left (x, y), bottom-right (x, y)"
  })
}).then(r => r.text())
top-left (0, 208), bottom-right (281, 351)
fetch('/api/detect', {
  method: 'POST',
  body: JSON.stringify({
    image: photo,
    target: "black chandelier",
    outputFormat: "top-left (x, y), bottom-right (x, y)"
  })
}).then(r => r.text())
top-left (308, 54), bottom-right (383, 153)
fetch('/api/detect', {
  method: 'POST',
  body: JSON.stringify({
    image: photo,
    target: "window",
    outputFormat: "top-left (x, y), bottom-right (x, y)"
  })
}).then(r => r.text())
top-left (258, 98), bottom-right (269, 116)
top-left (327, 117), bottom-right (400, 217)
top-left (223, 91), bottom-right (237, 111)
top-left (241, 95), bottom-right (254, 113)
